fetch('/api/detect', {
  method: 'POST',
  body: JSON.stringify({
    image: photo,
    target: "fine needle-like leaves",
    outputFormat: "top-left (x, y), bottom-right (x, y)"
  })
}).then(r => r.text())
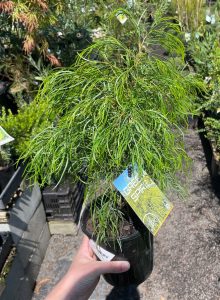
top-left (21, 5), bottom-right (203, 243)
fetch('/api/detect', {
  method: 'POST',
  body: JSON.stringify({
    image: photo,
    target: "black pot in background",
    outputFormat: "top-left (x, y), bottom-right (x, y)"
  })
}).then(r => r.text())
top-left (0, 165), bottom-right (15, 194)
top-left (81, 205), bottom-right (153, 287)
top-left (0, 164), bottom-right (25, 209)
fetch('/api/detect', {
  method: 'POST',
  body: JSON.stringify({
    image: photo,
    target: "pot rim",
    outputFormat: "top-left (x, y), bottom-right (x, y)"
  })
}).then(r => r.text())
top-left (80, 204), bottom-right (144, 244)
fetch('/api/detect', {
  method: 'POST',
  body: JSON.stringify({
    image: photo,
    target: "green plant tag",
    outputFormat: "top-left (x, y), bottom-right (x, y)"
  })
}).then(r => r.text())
top-left (0, 126), bottom-right (14, 146)
top-left (113, 167), bottom-right (173, 236)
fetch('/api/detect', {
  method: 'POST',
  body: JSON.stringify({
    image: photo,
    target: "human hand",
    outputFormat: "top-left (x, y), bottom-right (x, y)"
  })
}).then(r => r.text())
top-left (45, 235), bottom-right (130, 300)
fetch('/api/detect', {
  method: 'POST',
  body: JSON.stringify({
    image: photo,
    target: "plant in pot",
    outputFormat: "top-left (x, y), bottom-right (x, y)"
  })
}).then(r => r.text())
top-left (0, 100), bottom-right (53, 202)
top-left (20, 6), bottom-right (202, 287)
top-left (0, 100), bottom-right (53, 159)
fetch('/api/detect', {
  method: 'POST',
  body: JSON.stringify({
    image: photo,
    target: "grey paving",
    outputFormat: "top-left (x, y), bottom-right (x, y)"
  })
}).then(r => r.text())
top-left (32, 129), bottom-right (220, 300)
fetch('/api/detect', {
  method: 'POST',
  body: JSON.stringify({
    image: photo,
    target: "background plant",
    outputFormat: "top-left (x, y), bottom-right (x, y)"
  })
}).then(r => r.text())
top-left (0, 100), bottom-right (53, 159)
top-left (0, 0), bottom-right (93, 107)
top-left (204, 117), bottom-right (220, 153)
top-left (0, 145), bottom-right (11, 167)
top-left (184, 1), bottom-right (220, 154)
top-left (170, 0), bottom-right (204, 32)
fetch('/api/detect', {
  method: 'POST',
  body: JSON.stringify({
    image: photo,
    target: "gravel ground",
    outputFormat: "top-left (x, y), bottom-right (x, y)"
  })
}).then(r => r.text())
top-left (32, 129), bottom-right (220, 300)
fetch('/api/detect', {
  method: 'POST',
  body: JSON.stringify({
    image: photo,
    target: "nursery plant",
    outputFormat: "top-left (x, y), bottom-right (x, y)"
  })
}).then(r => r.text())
top-left (0, 146), bottom-right (11, 169)
top-left (170, 0), bottom-right (204, 32)
top-left (0, 0), bottom-right (92, 107)
top-left (21, 5), bottom-right (202, 286)
top-left (0, 100), bottom-right (53, 158)
top-left (204, 117), bottom-right (220, 153)
top-left (186, 1), bottom-right (220, 159)
top-left (0, 98), bottom-right (51, 194)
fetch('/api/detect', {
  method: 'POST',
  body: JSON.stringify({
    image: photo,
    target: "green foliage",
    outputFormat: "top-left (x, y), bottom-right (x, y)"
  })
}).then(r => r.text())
top-left (187, 9), bottom-right (220, 78)
top-left (0, 145), bottom-right (11, 167)
top-left (20, 6), bottom-right (202, 242)
top-left (0, 101), bottom-right (53, 157)
top-left (186, 1), bottom-right (220, 151)
top-left (170, 0), bottom-right (204, 32)
top-left (204, 117), bottom-right (220, 153)
top-left (90, 191), bottom-right (124, 244)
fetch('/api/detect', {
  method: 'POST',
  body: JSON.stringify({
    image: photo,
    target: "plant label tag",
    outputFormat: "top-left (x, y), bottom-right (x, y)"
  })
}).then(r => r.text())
top-left (89, 239), bottom-right (115, 261)
top-left (0, 126), bottom-right (14, 146)
top-left (116, 13), bottom-right (128, 25)
top-left (113, 167), bottom-right (173, 236)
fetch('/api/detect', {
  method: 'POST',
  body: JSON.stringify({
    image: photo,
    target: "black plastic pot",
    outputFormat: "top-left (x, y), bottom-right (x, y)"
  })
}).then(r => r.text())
top-left (0, 232), bottom-right (13, 273)
top-left (0, 165), bottom-right (15, 194)
top-left (0, 164), bottom-right (25, 209)
top-left (81, 205), bottom-right (153, 287)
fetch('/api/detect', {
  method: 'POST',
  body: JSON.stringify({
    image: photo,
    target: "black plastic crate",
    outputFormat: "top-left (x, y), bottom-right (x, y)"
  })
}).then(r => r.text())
top-left (0, 232), bottom-right (13, 273)
top-left (42, 181), bottom-right (85, 222)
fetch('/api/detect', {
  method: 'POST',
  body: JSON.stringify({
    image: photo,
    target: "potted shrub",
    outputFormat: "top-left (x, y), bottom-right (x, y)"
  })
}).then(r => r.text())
top-left (0, 102), bottom-right (53, 159)
top-left (0, 101), bottom-right (54, 208)
top-left (21, 6), bottom-right (202, 286)
top-left (185, 4), bottom-right (220, 176)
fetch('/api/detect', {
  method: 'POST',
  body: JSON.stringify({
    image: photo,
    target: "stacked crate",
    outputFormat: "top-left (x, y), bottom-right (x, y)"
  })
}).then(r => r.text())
top-left (42, 181), bottom-right (85, 223)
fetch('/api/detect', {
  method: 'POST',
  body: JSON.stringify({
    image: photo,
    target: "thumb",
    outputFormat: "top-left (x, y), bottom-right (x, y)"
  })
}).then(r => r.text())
top-left (95, 260), bottom-right (130, 276)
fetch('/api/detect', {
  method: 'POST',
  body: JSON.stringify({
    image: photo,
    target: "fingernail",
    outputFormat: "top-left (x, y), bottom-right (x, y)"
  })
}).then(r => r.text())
top-left (121, 261), bottom-right (130, 272)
